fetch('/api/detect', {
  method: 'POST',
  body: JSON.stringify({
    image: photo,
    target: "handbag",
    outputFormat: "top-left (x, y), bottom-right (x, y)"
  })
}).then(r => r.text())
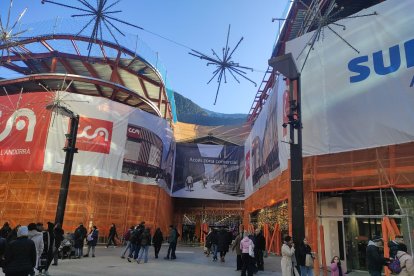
top-left (305, 253), bottom-right (314, 267)
top-left (249, 243), bottom-right (255, 257)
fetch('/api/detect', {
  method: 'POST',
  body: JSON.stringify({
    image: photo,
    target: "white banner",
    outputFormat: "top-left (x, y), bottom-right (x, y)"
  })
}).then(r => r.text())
top-left (244, 76), bottom-right (288, 197)
top-left (285, 0), bottom-right (414, 156)
top-left (43, 93), bottom-right (174, 192)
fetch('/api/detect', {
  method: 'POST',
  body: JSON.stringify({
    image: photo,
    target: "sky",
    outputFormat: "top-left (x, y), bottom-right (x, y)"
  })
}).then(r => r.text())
top-left (0, 0), bottom-right (290, 114)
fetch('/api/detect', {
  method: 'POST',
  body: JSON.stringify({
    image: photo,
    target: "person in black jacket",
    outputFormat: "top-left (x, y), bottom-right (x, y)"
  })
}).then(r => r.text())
top-left (74, 223), bottom-right (87, 258)
top-left (52, 223), bottom-right (64, 266)
top-left (366, 235), bottom-right (388, 276)
top-left (388, 235), bottom-right (404, 259)
top-left (217, 228), bottom-right (231, 263)
top-left (296, 237), bottom-right (314, 276)
top-left (3, 226), bottom-right (37, 276)
top-left (106, 223), bottom-right (118, 248)
top-left (254, 229), bottom-right (266, 271)
top-left (152, 228), bottom-right (163, 259)
top-left (0, 223), bottom-right (12, 239)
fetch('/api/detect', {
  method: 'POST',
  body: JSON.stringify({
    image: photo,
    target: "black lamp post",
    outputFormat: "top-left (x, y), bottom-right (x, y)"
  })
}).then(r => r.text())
top-left (268, 53), bottom-right (305, 244)
top-left (47, 104), bottom-right (79, 226)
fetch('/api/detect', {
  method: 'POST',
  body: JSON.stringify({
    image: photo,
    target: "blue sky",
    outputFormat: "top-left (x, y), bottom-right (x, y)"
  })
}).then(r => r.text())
top-left (1, 0), bottom-right (290, 114)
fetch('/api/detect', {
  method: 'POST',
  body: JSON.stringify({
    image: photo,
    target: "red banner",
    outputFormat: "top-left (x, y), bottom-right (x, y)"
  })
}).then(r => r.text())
top-left (0, 92), bottom-right (52, 171)
top-left (76, 117), bottom-right (113, 154)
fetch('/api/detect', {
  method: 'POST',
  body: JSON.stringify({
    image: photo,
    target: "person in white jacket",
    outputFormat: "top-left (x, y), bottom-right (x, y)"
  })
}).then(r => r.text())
top-left (396, 244), bottom-right (414, 276)
top-left (27, 223), bottom-right (44, 273)
top-left (281, 235), bottom-right (296, 276)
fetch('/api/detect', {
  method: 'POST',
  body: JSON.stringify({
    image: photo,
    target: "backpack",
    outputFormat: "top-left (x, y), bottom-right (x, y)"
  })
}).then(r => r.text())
top-left (388, 257), bottom-right (402, 274)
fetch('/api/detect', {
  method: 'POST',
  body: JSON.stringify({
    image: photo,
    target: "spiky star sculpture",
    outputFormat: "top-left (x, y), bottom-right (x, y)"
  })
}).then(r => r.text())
top-left (0, 0), bottom-right (28, 62)
top-left (189, 25), bottom-right (257, 105)
top-left (41, 0), bottom-right (143, 56)
top-left (297, 0), bottom-right (377, 72)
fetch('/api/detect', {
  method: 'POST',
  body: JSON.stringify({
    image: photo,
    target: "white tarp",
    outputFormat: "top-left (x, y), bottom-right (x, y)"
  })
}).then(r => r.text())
top-left (43, 93), bottom-right (174, 192)
top-left (285, 0), bottom-right (414, 156)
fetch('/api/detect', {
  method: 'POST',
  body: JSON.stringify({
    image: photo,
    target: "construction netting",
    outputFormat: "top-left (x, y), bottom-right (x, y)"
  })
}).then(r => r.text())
top-left (0, 172), bottom-right (174, 240)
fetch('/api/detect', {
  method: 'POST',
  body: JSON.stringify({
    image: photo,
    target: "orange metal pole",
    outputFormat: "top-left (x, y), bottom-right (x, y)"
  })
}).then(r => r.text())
top-left (389, 218), bottom-right (401, 236)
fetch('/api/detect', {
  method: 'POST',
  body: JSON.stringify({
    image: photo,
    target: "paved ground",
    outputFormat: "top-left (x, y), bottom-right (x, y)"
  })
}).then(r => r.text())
top-left (0, 244), bottom-right (370, 276)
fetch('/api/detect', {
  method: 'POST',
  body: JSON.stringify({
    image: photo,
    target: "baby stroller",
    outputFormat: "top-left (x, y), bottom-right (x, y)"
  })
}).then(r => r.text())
top-left (58, 233), bottom-right (75, 259)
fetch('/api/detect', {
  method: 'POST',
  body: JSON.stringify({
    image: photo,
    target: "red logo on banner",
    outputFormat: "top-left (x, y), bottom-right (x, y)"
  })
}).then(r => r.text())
top-left (0, 92), bottom-right (51, 171)
top-left (245, 150), bottom-right (250, 179)
top-left (76, 117), bottom-right (113, 154)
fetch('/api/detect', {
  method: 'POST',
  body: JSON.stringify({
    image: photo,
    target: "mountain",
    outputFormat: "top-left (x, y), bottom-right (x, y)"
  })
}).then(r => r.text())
top-left (173, 92), bottom-right (247, 126)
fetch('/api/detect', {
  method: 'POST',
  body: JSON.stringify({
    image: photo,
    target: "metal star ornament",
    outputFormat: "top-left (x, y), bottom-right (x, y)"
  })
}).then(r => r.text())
top-left (41, 0), bottom-right (144, 56)
top-left (297, 0), bottom-right (377, 72)
top-left (0, 0), bottom-right (29, 62)
top-left (189, 25), bottom-right (257, 105)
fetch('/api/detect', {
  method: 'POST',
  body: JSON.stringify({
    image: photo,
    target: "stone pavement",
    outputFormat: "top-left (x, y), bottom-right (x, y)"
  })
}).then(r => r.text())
top-left (0, 244), bottom-right (371, 276)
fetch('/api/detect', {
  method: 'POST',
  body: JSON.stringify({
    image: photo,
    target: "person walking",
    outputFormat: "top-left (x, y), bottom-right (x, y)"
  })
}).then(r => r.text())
top-left (217, 228), bottom-right (230, 262)
top-left (121, 226), bottom-right (134, 259)
top-left (164, 225), bottom-right (177, 260)
top-left (84, 225), bottom-right (99, 257)
top-left (281, 235), bottom-right (296, 276)
top-left (232, 231), bottom-right (243, 271)
top-left (137, 228), bottom-right (151, 263)
top-left (27, 223), bottom-right (44, 274)
top-left (240, 231), bottom-right (254, 276)
top-left (52, 223), bottom-right (64, 266)
top-left (106, 223), bottom-right (118, 248)
top-left (152, 228), bottom-right (163, 259)
top-left (254, 228), bottom-right (266, 271)
top-left (366, 235), bottom-right (387, 276)
top-left (388, 235), bottom-right (404, 259)
top-left (330, 256), bottom-right (343, 276)
top-left (185, 175), bottom-right (193, 191)
top-left (3, 226), bottom-right (37, 276)
top-left (73, 223), bottom-right (87, 258)
top-left (210, 228), bottom-right (219, 261)
top-left (297, 237), bottom-right (314, 276)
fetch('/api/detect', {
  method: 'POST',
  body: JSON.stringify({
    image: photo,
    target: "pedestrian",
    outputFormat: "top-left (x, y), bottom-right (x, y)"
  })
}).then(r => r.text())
top-left (121, 226), bottom-right (134, 259)
top-left (38, 222), bottom-right (54, 276)
top-left (210, 228), bottom-right (219, 261)
top-left (253, 228), bottom-right (266, 271)
top-left (52, 223), bottom-right (64, 266)
top-left (6, 225), bottom-right (20, 243)
top-left (366, 235), bottom-right (388, 276)
top-left (388, 235), bottom-right (404, 259)
top-left (44, 222), bottom-right (55, 275)
top-left (152, 228), bottom-right (163, 259)
top-left (395, 243), bottom-right (414, 276)
top-left (240, 231), bottom-right (254, 276)
top-left (281, 235), bottom-right (295, 276)
top-left (137, 228), bottom-right (151, 263)
top-left (128, 223), bottom-right (144, 262)
top-left (2, 226), bottom-right (37, 276)
top-left (204, 227), bottom-right (213, 257)
top-left (27, 222), bottom-right (44, 274)
top-left (330, 256), bottom-right (343, 276)
top-left (217, 228), bottom-right (230, 262)
top-left (231, 231), bottom-right (242, 271)
top-left (185, 175), bottom-right (193, 191)
top-left (84, 225), bottom-right (99, 257)
top-left (106, 223), bottom-right (118, 248)
top-left (164, 225), bottom-right (177, 260)
top-left (0, 222), bottom-right (12, 239)
top-left (74, 223), bottom-right (87, 258)
top-left (297, 237), bottom-right (314, 276)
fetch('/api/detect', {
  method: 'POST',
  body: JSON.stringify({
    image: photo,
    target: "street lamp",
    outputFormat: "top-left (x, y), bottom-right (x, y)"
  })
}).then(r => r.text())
top-left (268, 53), bottom-right (305, 244)
top-left (46, 104), bottom-right (79, 226)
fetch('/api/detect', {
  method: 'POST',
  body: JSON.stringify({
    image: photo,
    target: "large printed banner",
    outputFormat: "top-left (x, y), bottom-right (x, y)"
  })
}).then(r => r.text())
top-left (285, 0), bottom-right (414, 155)
top-left (0, 92), bottom-right (175, 192)
top-left (173, 143), bottom-right (244, 200)
top-left (0, 92), bottom-right (52, 171)
top-left (244, 76), bottom-right (289, 197)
